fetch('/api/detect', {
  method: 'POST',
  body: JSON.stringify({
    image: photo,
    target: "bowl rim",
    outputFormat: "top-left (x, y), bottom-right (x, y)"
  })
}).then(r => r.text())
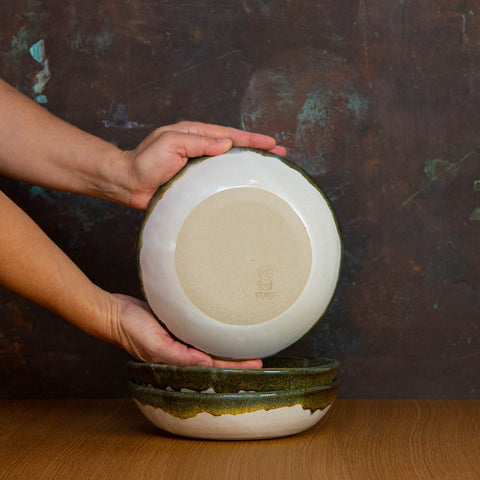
top-left (128, 356), bottom-right (340, 375)
top-left (128, 379), bottom-right (339, 400)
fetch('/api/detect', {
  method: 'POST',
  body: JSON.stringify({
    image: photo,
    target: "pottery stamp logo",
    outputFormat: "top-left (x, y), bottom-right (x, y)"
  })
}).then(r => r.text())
top-left (256, 265), bottom-right (277, 299)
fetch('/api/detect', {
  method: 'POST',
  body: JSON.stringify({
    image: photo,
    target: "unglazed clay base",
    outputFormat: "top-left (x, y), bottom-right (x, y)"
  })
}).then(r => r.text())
top-left (175, 187), bottom-right (312, 326)
top-left (139, 148), bottom-right (342, 358)
top-left (135, 400), bottom-right (331, 440)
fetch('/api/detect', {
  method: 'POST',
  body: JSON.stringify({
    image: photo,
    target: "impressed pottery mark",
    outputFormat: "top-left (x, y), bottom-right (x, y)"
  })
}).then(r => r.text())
top-left (256, 265), bottom-right (278, 299)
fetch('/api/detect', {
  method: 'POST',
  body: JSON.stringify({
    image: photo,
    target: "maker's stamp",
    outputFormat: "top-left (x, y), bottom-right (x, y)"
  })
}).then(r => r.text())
top-left (256, 265), bottom-right (277, 299)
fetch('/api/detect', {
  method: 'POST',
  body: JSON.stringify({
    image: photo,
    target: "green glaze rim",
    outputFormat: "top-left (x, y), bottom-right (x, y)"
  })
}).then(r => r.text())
top-left (137, 147), bottom-right (343, 322)
top-left (128, 356), bottom-right (339, 392)
top-left (129, 380), bottom-right (340, 419)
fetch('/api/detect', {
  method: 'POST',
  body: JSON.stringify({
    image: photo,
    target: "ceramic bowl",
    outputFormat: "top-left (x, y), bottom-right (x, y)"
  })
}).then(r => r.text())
top-left (138, 148), bottom-right (342, 359)
top-left (129, 380), bottom-right (339, 440)
top-left (128, 357), bottom-right (339, 393)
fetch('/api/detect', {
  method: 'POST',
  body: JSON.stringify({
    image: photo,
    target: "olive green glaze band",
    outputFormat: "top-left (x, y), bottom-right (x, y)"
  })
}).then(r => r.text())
top-left (129, 381), bottom-right (339, 420)
top-left (128, 357), bottom-right (339, 393)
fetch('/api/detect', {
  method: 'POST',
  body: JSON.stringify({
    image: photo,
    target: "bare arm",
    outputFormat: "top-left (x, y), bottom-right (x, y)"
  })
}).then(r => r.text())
top-left (0, 78), bottom-right (286, 366)
top-left (0, 190), bottom-right (111, 340)
top-left (0, 78), bottom-right (286, 209)
top-left (0, 78), bottom-right (123, 200)
top-left (0, 190), bottom-right (261, 367)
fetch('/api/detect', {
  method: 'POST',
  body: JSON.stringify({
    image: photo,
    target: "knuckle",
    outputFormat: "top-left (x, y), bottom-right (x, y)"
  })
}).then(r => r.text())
top-left (174, 120), bottom-right (189, 128)
top-left (155, 130), bottom-right (178, 145)
top-left (176, 120), bottom-right (196, 132)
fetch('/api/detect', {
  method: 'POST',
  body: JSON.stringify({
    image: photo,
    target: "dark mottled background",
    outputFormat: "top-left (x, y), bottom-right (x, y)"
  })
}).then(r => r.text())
top-left (0, 0), bottom-right (479, 398)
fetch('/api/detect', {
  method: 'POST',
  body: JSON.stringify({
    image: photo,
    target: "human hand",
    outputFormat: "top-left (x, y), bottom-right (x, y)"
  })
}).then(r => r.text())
top-left (119, 121), bottom-right (287, 209)
top-left (109, 293), bottom-right (262, 368)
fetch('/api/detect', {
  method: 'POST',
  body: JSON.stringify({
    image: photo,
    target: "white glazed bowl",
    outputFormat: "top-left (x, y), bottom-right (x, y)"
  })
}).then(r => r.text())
top-left (129, 380), bottom-right (339, 440)
top-left (138, 148), bottom-right (342, 359)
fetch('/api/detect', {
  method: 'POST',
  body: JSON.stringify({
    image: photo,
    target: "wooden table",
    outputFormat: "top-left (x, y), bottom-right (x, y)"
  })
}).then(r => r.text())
top-left (1, 399), bottom-right (478, 479)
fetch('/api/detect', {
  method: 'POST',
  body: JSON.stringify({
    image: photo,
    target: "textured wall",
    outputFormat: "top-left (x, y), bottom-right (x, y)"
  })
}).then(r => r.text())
top-left (0, 0), bottom-right (479, 398)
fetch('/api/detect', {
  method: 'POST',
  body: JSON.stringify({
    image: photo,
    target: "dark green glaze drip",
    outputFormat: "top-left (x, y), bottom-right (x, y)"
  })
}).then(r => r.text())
top-left (129, 381), bottom-right (339, 420)
top-left (128, 356), bottom-right (339, 393)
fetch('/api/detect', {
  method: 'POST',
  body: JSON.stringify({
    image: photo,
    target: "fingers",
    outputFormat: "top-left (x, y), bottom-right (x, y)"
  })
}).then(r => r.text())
top-left (147, 332), bottom-right (262, 370)
top-left (164, 132), bottom-right (233, 160)
top-left (127, 133), bottom-right (233, 197)
top-left (113, 294), bottom-right (263, 369)
top-left (270, 145), bottom-right (287, 157)
top-left (210, 358), bottom-right (263, 369)
top-left (150, 337), bottom-right (214, 367)
top-left (158, 121), bottom-right (286, 156)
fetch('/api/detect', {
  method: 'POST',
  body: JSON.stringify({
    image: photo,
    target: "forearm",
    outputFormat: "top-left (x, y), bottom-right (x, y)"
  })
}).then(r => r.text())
top-left (0, 190), bottom-right (115, 341)
top-left (0, 78), bottom-right (128, 203)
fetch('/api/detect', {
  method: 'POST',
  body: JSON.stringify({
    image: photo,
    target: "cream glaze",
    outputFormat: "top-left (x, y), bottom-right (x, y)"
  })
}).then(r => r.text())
top-left (135, 400), bottom-right (331, 440)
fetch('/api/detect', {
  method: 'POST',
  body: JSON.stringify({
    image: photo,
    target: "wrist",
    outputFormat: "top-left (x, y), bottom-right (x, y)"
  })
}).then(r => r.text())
top-left (65, 285), bottom-right (120, 346)
top-left (80, 145), bottom-right (133, 206)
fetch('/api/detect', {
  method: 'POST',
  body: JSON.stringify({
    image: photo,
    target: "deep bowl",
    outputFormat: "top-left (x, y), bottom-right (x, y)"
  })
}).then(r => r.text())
top-left (128, 357), bottom-right (339, 393)
top-left (129, 380), bottom-right (339, 440)
top-left (138, 148), bottom-right (342, 359)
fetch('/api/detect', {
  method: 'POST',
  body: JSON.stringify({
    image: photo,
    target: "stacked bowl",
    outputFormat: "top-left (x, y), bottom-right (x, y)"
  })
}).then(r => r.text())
top-left (128, 357), bottom-right (339, 440)
top-left (129, 148), bottom-right (343, 440)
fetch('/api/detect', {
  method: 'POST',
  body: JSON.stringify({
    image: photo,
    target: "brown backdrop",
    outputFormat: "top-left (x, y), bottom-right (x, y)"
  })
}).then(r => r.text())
top-left (1, 0), bottom-right (479, 398)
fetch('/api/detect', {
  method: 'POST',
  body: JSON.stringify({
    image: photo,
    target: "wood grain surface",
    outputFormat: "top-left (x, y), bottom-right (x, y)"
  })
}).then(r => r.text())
top-left (1, 399), bottom-right (478, 480)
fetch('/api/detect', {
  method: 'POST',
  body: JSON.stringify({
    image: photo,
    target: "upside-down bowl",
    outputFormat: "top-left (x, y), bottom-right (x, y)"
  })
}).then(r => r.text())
top-left (138, 148), bottom-right (342, 359)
